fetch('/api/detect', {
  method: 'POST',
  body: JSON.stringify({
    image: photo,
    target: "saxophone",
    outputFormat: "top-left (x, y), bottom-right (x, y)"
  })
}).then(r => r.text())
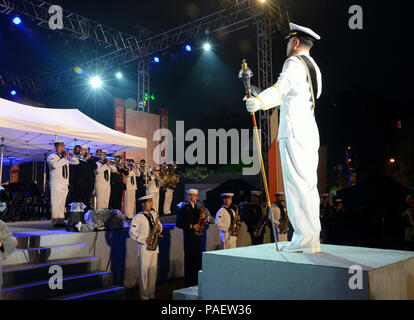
top-left (278, 206), bottom-right (290, 234)
top-left (194, 201), bottom-right (208, 237)
top-left (146, 212), bottom-right (163, 251)
top-left (161, 164), bottom-right (174, 192)
top-left (253, 204), bottom-right (267, 237)
top-left (229, 204), bottom-right (241, 237)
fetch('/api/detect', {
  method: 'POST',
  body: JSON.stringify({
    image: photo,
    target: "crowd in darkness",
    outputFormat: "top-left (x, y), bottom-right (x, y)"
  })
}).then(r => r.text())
top-left (319, 193), bottom-right (414, 248)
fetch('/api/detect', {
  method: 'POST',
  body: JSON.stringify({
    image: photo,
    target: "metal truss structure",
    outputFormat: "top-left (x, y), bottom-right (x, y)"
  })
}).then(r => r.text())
top-left (0, 0), bottom-right (290, 170)
top-left (0, 70), bottom-right (39, 92)
top-left (0, 0), bottom-right (152, 51)
top-left (256, 16), bottom-right (274, 174)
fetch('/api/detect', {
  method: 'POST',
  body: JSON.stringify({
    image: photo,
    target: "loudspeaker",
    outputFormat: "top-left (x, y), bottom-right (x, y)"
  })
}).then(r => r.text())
top-left (66, 202), bottom-right (86, 232)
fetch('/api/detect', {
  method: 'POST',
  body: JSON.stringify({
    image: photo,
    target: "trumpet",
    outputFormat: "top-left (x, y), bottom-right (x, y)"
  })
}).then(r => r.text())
top-left (62, 149), bottom-right (74, 157)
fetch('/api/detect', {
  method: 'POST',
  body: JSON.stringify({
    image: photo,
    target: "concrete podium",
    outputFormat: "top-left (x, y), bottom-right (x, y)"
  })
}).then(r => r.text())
top-left (174, 243), bottom-right (414, 300)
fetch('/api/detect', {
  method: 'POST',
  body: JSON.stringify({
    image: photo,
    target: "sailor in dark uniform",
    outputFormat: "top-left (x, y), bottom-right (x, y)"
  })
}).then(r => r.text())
top-left (136, 159), bottom-right (148, 209)
top-left (70, 145), bottom-right (97, 212)
top-left (240, 191), bottom-right (266, 246)
top-left (109, 155), bottom-right (127, 210)
top-left (176, 189), bottom-right (207, 287)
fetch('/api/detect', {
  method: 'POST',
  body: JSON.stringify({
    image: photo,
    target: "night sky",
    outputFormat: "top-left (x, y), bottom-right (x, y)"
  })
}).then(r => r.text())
top-left (0, 0), bottom-right (413, 182)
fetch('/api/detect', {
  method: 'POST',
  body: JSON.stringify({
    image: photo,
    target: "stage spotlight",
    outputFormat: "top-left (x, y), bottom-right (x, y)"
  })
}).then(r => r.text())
top-left (10, 90), bottom-right (17, 96)
top-left (12, 16), bottom-right (22, 25)
top-left (90, 76), bottom-right (102, 89)
top-left (153, 56), bottom-right (160, 63)
top-left (203, 42), bottom-right (211, 51)
top-left (185, 44), bottom-right (192, 52)
top-left (116, 72), bottom-right (123, 79)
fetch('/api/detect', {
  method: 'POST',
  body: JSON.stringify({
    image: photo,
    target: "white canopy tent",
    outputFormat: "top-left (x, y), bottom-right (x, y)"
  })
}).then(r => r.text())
top-left (0, 97), bottom-right (148, 185)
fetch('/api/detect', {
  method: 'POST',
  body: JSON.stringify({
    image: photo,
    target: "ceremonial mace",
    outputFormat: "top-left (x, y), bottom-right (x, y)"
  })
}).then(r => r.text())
top-left (238, 59), bottom-right (279, 252)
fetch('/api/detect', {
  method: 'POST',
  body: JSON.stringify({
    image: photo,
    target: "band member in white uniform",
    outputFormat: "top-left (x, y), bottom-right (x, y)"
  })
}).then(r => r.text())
top-left (245, 23), bottom-right (322, 253)
top-left (124, 159), bottom-right (138, 219)
top-left (271, 192), bottom-right (289, 242)
top-left (148, 165), bottom-right (161, 214)
top-left (162, 162), bottom-right (179, 215)
top-left (94, 150), bottom-right (117, 210)
top-left (129, 195), bottom-right (163, 300)
top-left (47, 141), bottom-right (79, 227)
top-left (215, 193), bottom-right (238, 249)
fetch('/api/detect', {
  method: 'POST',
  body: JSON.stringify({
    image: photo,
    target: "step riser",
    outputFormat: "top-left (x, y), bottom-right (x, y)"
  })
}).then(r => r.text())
top-left (2, 259), bottom-right (99, 287)
top-left (13, 233), bottom-right (90, 247)
top-left (59, 288), bottom-right (125, 300)
top-left (1, 273), bottom-right (113, 300)
top-left (4, 244), bottom-right (90, 265)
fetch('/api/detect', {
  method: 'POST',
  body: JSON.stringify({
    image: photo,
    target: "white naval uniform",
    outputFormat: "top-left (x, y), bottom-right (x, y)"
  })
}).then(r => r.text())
top-left (271, 204), bottom-right (288, 242)
top-left (129, 211), bottom-right (163, 300)
top-left (125, 170), bottom-right (138, 219)
top-left (47, 153), bottom-right (79, 220)
top-left (94, 161), bottom-right (117, 210)
top-left (147, 174), bottom-right (160, 214)
top-left (215, 206), bottom-right (237, 249)
top-left (256, 50), bottom-right (322, 249)
top-left (163, 188), bottom-right (174, 215)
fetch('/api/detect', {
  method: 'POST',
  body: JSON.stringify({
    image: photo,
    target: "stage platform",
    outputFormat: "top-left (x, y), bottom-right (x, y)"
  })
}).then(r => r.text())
top-left (174, 243), bottom-right (414, 300)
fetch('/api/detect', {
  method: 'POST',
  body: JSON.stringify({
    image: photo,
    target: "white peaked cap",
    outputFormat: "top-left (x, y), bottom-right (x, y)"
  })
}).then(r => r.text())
top-left (139, 195), bottom-right (153, 201)
top-left (221, 193), bottom-right (234, 198)
top-left (286, 22), bottom-right (321, 40)
top-left (187, 189), bottom-right (199, 195)
top-left (251, 191), bottom-right (262, 197)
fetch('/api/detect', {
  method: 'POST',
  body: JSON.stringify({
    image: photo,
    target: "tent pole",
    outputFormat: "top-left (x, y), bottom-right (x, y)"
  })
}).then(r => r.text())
top-left (43, 155), bottom-right (47, 194)
top-left (0, 145), bottom-right (4, 186)
top-left (144, 148), bottom-right (148, 192)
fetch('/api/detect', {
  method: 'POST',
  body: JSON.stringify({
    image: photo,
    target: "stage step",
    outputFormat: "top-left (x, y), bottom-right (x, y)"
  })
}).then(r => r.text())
top-left (2, 257), bottom-right (100, 287)
top-left (1, 271), bottom-right (114, 300)
top-left (4, 243), bottom-right (90, 265)
top-left (53, 286), bottom-right (125, 300)
top-left (172, 286), bottom-right (200, 300)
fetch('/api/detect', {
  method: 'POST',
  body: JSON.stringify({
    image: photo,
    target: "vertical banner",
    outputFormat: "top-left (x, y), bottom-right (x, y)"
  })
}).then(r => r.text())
top-left (114, 98), bottom-right (126, 132)
top-left (114, 98), bottom-right (126, 213)
top-left (114, 97), bottom-right (126, 160)
top-left (11, 165), bottom-right (20, 183)
top-left (160, 108), bottom-right (169, 161)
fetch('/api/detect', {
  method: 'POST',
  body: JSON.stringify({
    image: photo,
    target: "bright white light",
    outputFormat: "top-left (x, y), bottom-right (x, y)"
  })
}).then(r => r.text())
top-left (116, 72), bottom-right (123, 79)
top-left (203, 43), bottom-right (211, 51)
top-left (90, 76), bottom-right (102, 89)
top-left (13, 16), bottom-right (22, 25)
top-left (258, 0), bottom-right (266, 3)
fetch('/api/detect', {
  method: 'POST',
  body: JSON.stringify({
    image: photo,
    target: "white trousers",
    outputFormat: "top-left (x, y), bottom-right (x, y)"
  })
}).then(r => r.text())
top-left (125, 189), bottom-right (136, 219)
top-left (223, 236), bottom-right (237, 250)
top-left (96, 185), bottom-right (110, 210)
top-left (50, 183), bottom-right (68, 219)
top-left (163, 188), bottom-right (174, 214)
top-left (150, 191), bottom-right (160, 214)
top-left (220, 231), bottom-right (237, 249)
top-left (279, 138), bottom-right (321, 247)
top-left (138, 250), bottom-right (158, 300)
